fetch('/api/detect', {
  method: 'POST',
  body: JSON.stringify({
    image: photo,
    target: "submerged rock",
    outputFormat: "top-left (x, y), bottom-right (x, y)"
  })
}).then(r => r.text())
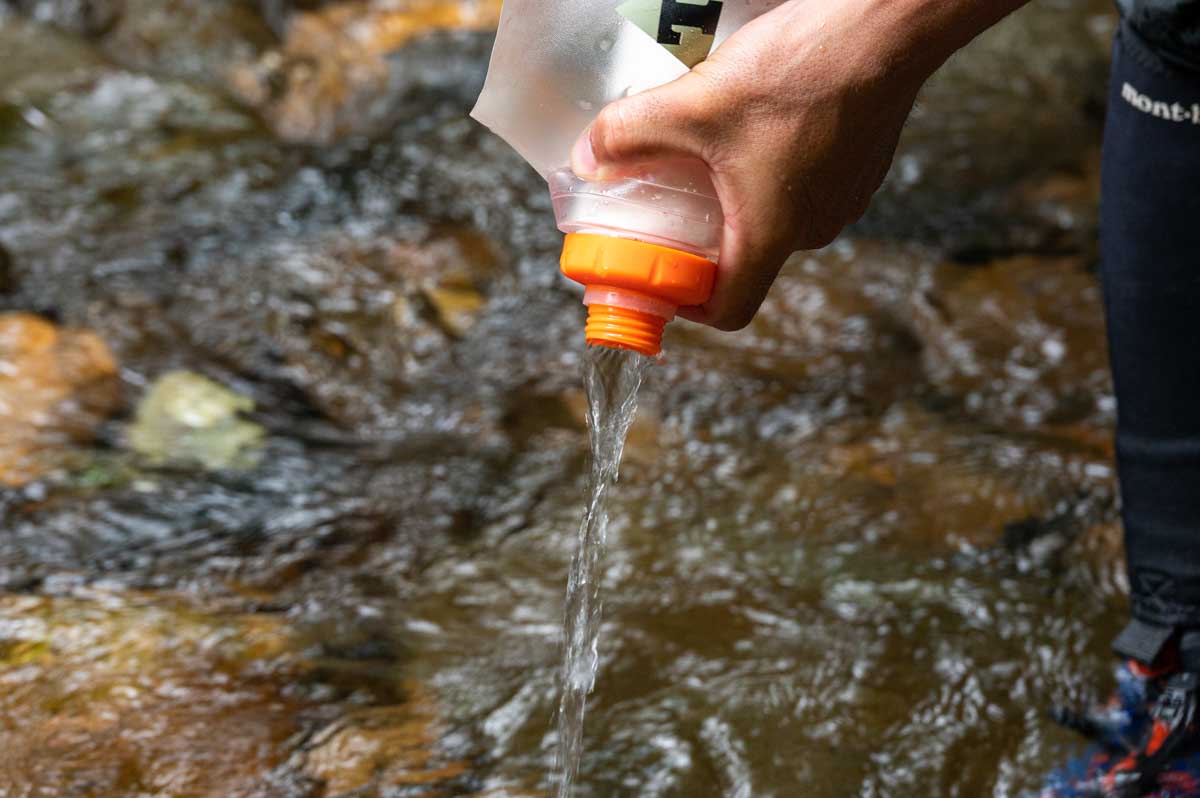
top-left (229, 0), bottom-right (503, 143)
top-left (817, 402), bottom-right (1117, 550)
top-left (168, 227), bottom-right (505, 429)
top-left (97, 0), bottom-right (277, 85)
top-left (665, 241), bottom-right (1111, 441)
top-left (0, 13), bottom-right (109, 102)
top-left (0, 590), bottom-right (485, 797)
top-left (912, 254), bottom-right (1112, 429)
top-left (127, 371), bottom-right (265, 470)
top-left (301, 686), bottom-right (471, 794)
top-left (0, 313), bottom-right (121, 486)
top-left (0, 591), bottom-right (303, 798)
top-left (424, 284), bottom-right (485, 336)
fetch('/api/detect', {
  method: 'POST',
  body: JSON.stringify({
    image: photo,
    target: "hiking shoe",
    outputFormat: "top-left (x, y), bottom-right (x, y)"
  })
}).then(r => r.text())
top-left (1081, 672), bottom-right (1200, 797)
top-left (1050, 661), bottom-right (1168, 752)
top-left (1038, 670), bottom-right (1200, 797)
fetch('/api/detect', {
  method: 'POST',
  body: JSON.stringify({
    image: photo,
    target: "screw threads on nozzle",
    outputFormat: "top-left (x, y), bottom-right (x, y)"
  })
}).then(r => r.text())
top-left (585, 303), bottom-right (668, 357)
top-left (560, 233), bottom-right (717, 357)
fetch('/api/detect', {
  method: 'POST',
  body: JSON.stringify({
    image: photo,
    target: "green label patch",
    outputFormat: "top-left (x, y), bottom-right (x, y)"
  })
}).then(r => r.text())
top-left (617, 0), bottom-right (725, 68)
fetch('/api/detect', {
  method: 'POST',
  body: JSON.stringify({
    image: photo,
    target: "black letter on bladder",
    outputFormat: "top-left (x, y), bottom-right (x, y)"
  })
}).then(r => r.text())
top-left (656, 0), bottom-right (724, 46)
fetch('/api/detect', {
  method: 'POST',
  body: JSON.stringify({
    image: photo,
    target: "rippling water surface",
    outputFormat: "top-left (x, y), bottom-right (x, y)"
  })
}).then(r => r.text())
top-left (0, 0), bottom-right (1127, 795)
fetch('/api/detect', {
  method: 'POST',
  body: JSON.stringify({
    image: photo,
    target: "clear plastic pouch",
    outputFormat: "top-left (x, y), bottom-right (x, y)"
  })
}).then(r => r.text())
top-left (472, 0), bottom-right (786, 256)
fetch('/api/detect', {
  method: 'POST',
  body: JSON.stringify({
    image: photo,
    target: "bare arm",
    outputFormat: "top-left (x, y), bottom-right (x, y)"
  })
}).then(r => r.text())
top-left (571, 0), bottom-right (1033, 330)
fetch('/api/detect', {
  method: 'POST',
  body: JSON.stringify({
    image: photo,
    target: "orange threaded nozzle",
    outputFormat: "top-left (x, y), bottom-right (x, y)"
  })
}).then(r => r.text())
top-left (585, 303), bottom-right (668, 357)
top-left (560, 234), bottom-right (716, 356)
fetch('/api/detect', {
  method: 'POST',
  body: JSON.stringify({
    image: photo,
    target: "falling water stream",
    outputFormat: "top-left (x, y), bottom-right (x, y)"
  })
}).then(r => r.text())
top-left (555, 346), bottom-right (653, 798)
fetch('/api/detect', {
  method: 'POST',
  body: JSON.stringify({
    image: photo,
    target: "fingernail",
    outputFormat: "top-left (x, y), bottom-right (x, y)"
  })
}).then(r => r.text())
top-left (571, 129), bottom-right (600, 178)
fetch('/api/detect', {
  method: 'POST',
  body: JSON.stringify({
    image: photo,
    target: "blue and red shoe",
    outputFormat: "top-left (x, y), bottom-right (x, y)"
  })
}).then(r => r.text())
top-left (1036, 662), bottom-right (1200, 797)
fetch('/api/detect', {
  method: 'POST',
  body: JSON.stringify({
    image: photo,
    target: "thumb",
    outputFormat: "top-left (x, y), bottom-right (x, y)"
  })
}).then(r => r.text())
top-left (571, 72), bottom-right (715, 179)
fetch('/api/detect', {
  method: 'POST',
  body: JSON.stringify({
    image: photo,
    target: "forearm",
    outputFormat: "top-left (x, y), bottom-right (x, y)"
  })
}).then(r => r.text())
top-left (766, 0), bottom-right (1034, 86)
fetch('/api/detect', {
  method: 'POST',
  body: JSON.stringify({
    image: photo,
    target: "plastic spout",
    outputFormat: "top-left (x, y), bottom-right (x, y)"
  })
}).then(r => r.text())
top-left (560, 234), bottom-right (716, 357)
top-left (582, 286), bottom-right (672, 356)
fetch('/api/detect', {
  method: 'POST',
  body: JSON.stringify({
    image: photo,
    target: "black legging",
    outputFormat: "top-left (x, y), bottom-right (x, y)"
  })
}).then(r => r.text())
top-left (1102, 10), bottom-right (1200, 661)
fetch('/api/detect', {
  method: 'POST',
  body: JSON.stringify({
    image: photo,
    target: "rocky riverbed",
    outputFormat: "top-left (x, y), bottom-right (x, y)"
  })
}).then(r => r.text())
top-left (0, 0), bottom-right (1125, 795)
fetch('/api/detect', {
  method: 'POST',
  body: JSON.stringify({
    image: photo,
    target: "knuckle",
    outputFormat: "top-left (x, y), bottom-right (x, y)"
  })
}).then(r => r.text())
top-left (713, 308), bottom-right (755, 332)
top-left (657, 72), bottom-right (724, 157)
top-left (804, 219), bottom-right (843, 249)
top-left (845, 180), bottom-right (877, 226)
top-left (592, 102), bottom-right (634, 161)
top-left (707, 290), bottom-right (763, 331)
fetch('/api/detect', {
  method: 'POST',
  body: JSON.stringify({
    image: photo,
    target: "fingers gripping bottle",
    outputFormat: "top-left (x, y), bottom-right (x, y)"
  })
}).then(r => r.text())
top-left (471, 0), bottom-right (783, 356)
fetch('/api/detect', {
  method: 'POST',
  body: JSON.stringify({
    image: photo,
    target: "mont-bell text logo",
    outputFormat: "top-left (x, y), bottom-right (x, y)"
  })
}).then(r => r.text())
top-left (1121, 82), bottom-right (1200, 125)
top-left (617, 0), bottom-right (725, 68)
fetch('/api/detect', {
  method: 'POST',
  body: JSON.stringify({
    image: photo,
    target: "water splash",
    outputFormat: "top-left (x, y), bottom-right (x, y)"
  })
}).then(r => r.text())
top-left (555, 346), bottom-right (652, 797)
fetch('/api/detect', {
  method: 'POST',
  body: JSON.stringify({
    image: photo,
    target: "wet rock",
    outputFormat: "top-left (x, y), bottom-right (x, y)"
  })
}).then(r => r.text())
top-left (256, 0), bottom-right (336, 37)
top-left (0, 590), bottom-right (471, 798)
top-left (169, 227), bottom-right (504, 429)
top-left (0, 415), bottom-right (527, 596)
top-left (0, 19), bottom-right (289, 381)
top-left (229, 0), bottom-right (502, 143)
top-left (5, 0), bottom-right (122, 36)
top-left (96, 0), bottom-right (277, 85)
top-left (0, 313), bottom-right (121, 486)
top-left (0, 14), bottom-right (109, 102)
top-left (0, 591), bottom-right (304, 798)
top-left (0, 440), bottom-right (376, 592)
top-left (300, 686), bottom-right (471, 795)
top-left (127, 370), bottom-right (265, 470)
top-left (425, 285), bottom-right (485, 337)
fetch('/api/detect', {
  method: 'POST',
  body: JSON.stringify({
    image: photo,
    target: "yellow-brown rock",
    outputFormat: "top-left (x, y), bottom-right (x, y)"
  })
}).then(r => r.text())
top-left (401, 229), bottom-right (498, 336)
top-left (127, 370), bottom-right (265, 470)
top-left (426, 284), bottom-right (485, 336)
top-left (0, 313), bottom-right (121, 486)
top-left (303, 683), bottom-right (468, 794)
top-left (0, 592), bottom-right (303, 798)
top-left (0, 591), bottom-right (472, 797)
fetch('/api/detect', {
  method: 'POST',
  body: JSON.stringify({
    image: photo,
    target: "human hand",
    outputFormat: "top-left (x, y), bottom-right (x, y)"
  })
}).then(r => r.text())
top-left (570, 0), bottom-right (1001, 330)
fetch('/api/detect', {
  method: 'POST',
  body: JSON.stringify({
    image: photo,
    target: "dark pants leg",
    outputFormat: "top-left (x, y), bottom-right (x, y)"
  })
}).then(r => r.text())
top-left (1102, 18), bottom-right (1200, 659)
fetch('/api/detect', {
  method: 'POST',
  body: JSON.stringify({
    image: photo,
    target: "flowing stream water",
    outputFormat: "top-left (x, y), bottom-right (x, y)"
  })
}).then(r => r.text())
top-left (0, 2), bottom-right (1131, 795)
top-left (555, 346), bottom-right (653, 797)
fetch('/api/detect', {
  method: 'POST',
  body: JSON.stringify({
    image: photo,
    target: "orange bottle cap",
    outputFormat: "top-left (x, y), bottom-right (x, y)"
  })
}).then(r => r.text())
top-left (560, 233), bottom-right (716, 306)
top-left (560, 233), bottom-right (716, 356)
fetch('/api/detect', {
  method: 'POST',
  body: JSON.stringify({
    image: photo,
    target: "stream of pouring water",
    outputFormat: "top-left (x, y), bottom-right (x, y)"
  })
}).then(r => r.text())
top-left (554, 346), bottom-right (652, 798)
